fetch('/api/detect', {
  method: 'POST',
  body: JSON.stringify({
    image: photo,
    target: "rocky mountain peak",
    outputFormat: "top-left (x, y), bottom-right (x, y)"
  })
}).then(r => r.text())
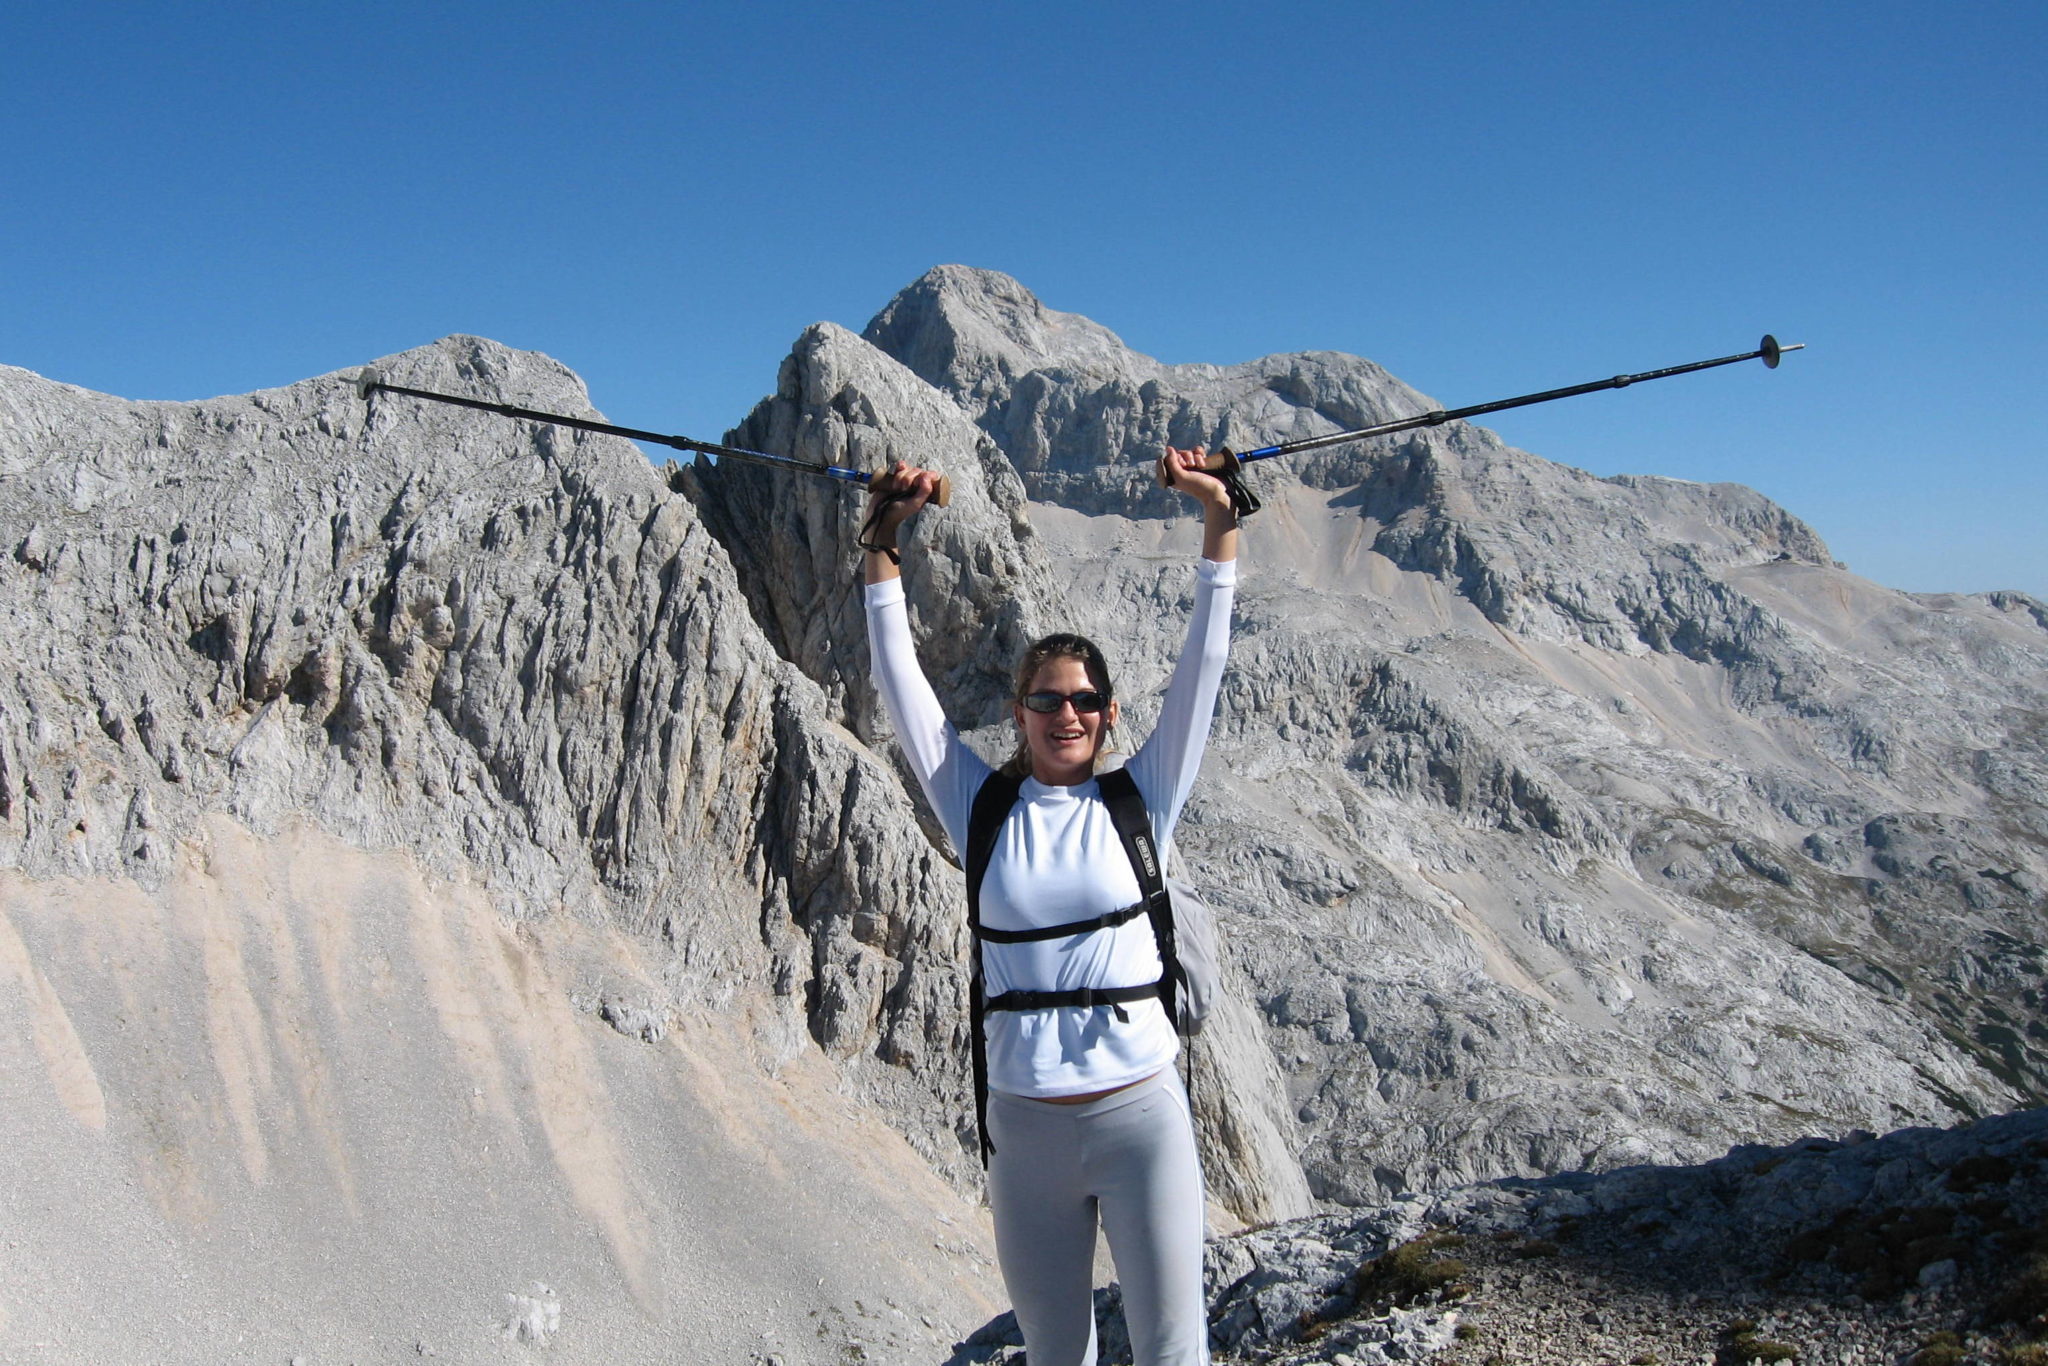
top-left (859, 272), bottom-right (1833, 618)
top-left (862, 264), bottom-right (1153, 406)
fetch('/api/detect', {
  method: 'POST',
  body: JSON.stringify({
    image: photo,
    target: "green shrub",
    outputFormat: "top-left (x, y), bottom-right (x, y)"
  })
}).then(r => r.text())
top-left (1992, 1248), bottom-right (2048, 1330)
top-left (1350, 1231), bottom-right (1471, 1307)
top-left (1719, 1322), bottom-right (1800, 1365)
top-left (1911, 1330), bottom-right (1967, 1366)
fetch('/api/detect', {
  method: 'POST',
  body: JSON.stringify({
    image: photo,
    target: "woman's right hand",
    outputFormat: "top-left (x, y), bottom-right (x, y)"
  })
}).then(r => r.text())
top-left (861, 461), bottom-right (944, 582)
top-left (865, 461), bottom-right (944, 540)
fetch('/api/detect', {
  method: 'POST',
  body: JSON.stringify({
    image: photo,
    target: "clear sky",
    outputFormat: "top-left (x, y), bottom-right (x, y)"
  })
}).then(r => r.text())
top-left (5, 2), bottom-right (2042, 597)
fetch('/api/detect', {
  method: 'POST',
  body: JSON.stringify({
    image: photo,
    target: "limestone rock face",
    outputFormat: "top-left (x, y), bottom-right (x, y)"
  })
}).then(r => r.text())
top-left (0, 338), bottom-right (871, 1012)
top-left (680, 320), bottom-right (1057, 741)
top-left (0, 339), bottom-right (1009, 1359)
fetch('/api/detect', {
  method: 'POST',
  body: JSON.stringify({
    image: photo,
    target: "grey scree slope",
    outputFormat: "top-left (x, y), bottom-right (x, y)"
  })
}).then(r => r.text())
top-left (2, 265), bottom-right (2044, 1363)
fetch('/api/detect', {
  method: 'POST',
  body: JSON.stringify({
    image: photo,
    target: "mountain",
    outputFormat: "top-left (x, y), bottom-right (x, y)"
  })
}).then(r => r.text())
top-left (2, 267), bottom-right (2043, 1362)
top-left (699, 265), bottom-right (2047, 1210)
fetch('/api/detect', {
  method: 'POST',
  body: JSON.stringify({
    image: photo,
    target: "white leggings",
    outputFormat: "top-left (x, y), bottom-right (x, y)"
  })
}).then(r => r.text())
top-left (985, 1068), bottom-right (1209, 1366)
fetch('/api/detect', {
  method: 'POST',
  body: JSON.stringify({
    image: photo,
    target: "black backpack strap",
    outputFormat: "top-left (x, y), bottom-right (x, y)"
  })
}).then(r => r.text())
top-left (964, 770), bottom-right (1024, 1165)
top-left (1096, 768), bottom-right (1180, 1030)
top-left (1096, 768), bottom-right (1202, 1137)
top-left (974, 901), bottom-right (1149, 943)
top-left (982, 982), bottom-right (1161, 1018)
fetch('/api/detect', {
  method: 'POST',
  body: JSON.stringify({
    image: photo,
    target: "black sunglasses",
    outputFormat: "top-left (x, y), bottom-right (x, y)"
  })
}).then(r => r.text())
top-left (1020, 689), bottom-right (1111, 715)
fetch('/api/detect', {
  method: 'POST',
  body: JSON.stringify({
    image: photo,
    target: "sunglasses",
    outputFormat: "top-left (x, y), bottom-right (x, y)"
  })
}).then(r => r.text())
top-left (1020, 689), bottom-right (1111, 715)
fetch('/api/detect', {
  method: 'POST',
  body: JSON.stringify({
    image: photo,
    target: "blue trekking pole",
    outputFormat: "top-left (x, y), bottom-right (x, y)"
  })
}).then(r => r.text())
top-left (1162, 335), bottom-right (1804, 512)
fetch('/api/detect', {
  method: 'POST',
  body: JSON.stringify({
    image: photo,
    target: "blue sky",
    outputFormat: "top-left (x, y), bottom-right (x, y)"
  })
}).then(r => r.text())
top-left (5, 2), bottom-right (2042, 596)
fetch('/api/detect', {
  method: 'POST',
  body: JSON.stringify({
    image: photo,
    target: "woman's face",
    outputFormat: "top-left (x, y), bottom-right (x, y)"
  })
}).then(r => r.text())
top-left (1014, 655), bottom-right (1119, 787)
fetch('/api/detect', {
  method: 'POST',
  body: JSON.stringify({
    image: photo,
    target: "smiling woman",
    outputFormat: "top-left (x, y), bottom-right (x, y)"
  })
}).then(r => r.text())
top-left (858, 446), bottom-right (1238, 1364)
top-left (1009, 641), bottom-right (1120, 787)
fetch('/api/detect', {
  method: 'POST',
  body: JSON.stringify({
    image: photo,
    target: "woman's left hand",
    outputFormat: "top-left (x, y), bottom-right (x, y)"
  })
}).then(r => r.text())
top-left (1159, 445), bottom-right (1235, 512)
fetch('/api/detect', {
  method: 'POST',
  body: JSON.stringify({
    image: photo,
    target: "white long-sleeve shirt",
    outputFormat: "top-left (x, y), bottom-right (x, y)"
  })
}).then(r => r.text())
top-left (865, 558), bottom-right (1236, 1097)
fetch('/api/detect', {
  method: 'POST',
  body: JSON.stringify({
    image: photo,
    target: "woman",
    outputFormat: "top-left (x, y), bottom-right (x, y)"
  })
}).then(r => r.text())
top-left (860, 447), bottom-right (1238, 1366)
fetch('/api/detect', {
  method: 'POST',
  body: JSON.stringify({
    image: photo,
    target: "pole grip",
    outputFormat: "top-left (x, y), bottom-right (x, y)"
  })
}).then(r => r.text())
top-left (1157, 447), bottom-right (1240, 488)
top-left (863, 468), bottom-right (953, 509)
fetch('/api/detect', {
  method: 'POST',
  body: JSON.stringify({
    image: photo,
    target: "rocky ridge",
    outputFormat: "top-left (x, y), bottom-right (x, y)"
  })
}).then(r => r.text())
top-left (3, 264), bottom-right (2046, 1363)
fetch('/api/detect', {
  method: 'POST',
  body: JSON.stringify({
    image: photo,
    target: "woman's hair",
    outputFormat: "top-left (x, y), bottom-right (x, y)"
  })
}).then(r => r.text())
top-left (1001, 633), bottom-right (1116, 777)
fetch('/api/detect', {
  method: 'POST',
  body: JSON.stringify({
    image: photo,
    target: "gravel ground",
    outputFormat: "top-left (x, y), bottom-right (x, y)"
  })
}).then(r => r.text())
top-left (946, 1108), bottom-right (2048, 1366)
top-left (1259, 1225), bottom-right (2016, 1366)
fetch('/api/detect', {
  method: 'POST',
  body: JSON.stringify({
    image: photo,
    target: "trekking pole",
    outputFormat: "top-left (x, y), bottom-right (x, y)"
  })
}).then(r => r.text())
top-left (1162, 335), bottom-right (1803, 492)
top-left (355, 368), bottom-right (951, 506)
